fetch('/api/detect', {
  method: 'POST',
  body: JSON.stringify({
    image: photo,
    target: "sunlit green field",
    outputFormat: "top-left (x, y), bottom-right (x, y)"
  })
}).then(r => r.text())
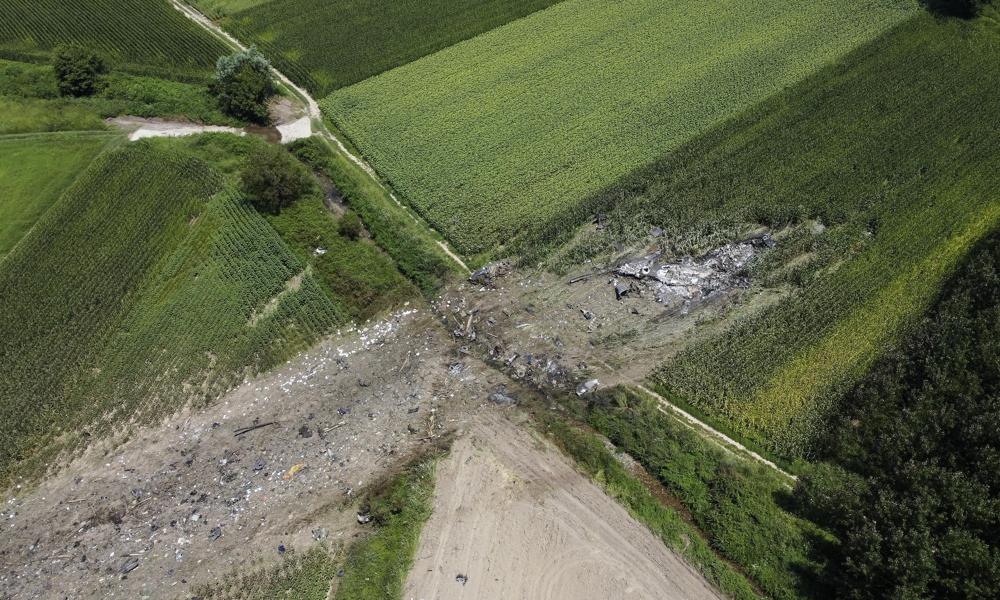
top-left (323, 0), bottom-right (916, 256)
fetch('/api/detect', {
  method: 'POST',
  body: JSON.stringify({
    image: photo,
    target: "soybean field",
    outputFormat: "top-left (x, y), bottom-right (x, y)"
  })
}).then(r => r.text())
top-left (215, 0), bottom-right (563, 96)
top-left (0, 0), bottom-right (228, 79)
top-left (322, 0), bottom-right (917, 257)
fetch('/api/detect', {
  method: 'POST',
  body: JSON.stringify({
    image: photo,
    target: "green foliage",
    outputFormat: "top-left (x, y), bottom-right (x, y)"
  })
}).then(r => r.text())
top-left (577, 389), bottom-right (823, 600)
top-left (241, 143), bottom-right (315, 213)
top-left (0, 59), bottom-right (245, 132)
top-left (266, 197), bottom-right (416, 322)
top-left (321, 0), bottom-right (915, 256)
top-left (0, 139), bottom-right (348, 487)
top-left (542, 414), bottom-right (762, 600)
top-left (795, 231), bottom-right (1000, 599)
top-left (0, 0), bottom-right (227, 80)
top-left (289, 137), bottom-right (459, 296)
top-left (626, 11), bottom-right (1000, 458)
top-left (0, 133), bottom-right (113, 258)
top-left (333, 458), bottom-right (439, 600)
top-left (220, 0), bottom-right (562, 96)
top-left (338, 211), bottom-right (363, 241)
top-left (921, 0), bottom-right (992, 17)
top-left (195, 545), bottom-right (343, 600)
top-left (52, 45), bottom-right (106, 97)
top-left (211, 47), bottom-right (275, 124)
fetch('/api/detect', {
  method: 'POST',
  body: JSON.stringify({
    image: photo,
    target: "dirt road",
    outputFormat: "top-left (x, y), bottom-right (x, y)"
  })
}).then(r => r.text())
top-left (405, 414), bottom-right (724, 600)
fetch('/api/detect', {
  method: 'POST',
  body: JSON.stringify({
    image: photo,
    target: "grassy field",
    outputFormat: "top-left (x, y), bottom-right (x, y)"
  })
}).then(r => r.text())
top-left (0, 0), bottom-right (227, 80)
top-left (218, 0), bottom-right (563, 96)
top-left (0, 134), bottom-right (419, 487)
top-left (553, 388), bottom-right (822, 600)
top-left (322, 0), bottom-right (916, 257)
top-left (0, 132), bottom-right (114, 258)
top-left (193, 0), bottom-right (272, 17)
top-left (610, 11), bottom-right (1000, 459)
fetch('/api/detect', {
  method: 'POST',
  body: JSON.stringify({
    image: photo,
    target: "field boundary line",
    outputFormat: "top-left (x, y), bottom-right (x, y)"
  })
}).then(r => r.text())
top-left (170, 0), bottom-right (471, 275)
top-left (631, 384), bottom-right (797, 482)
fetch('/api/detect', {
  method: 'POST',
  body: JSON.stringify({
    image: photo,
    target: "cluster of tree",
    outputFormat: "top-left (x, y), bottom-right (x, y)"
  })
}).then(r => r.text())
top-left (240, 144), bottom-right (315, 214)
top-left (52, 45), bottom-right (106, 97)
top-left (210, 46), bottom-right (275, 124)
top-left (921, 0), bottom-right (994, 17)
top-left (795, 232), bottom-right (1000, 598)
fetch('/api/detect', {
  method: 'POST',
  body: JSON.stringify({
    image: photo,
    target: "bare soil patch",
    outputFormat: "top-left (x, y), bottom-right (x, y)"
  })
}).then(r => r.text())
top-left (404, 412), bottom-right (724, 600)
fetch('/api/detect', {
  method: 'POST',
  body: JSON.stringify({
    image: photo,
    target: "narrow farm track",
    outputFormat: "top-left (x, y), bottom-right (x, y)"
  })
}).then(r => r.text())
top-left (633, 384), bottom-right (798, 482)
top-left (170, 0), bottom-right (471, 274)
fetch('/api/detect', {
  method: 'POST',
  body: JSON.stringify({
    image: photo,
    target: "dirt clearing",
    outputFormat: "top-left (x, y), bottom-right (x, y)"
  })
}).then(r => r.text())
top-left (404, 413), bottom-right (724, 600)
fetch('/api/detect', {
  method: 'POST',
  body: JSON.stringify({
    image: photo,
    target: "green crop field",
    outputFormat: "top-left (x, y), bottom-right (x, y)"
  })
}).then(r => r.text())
top-left (0, 132), bottom-right (114, 258)
top-left (0, 135), bottom-right (414, 486)
top-left (0, 0), bottom-right (228, 79)
top-left (322, 0), bottom-right (917, 257)
top-left (621, 11), bottom-right (1000, 460)
top-left (218, 0), bottom-right (563, 96)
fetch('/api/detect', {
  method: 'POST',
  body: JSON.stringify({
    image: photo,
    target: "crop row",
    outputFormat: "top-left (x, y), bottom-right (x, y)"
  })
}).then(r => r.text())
top-left (221, 0), bottom-right (562, 96)
top-left (322, 0), bottom-right (916, 257)
top-left (647, 12), bottom-right (1000, 459)
top-left (0, 0), bottom-right (227, 79)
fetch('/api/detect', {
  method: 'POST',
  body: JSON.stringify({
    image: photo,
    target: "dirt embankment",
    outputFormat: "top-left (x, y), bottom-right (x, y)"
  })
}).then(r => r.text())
top-left (405, 413), bottom-right (724, 600)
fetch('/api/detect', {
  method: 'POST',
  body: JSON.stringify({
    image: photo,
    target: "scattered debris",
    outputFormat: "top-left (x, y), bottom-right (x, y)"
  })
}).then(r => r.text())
top-left (119, 557), bottom-right (140, 574)
top-left (297, 424), bottom-right (313, 438)
top-left (488, 387), bottom-right (517, 406)
top-left (233, 421), bottom-right (275, 437)
top-left (282, 463), bottom-right (306, 481)
top-left (469, 261), bottom-right (512, 287)
top-left (581, 309), bottom-right (594, 320)
top-left (312, 527), bottom-right (328, 541)
top-left (208, 527), bottom-right (222, 541)
top-left (277, 544), bottom-right (286, 554)
top-left (456, 573), bottom-right (469, 586)
top-left (357, 511), bottom-right (372, 524)
top-left (253, 458), bottom-right (266, 471)
top-left (576, 379), bottom-right (600, 396)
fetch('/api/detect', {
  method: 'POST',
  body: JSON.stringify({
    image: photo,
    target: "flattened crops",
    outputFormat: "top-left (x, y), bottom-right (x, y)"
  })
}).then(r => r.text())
top-left (322, 0), bottom-right (916, 256)
top-left (0, 0), bottom-right (228, 78)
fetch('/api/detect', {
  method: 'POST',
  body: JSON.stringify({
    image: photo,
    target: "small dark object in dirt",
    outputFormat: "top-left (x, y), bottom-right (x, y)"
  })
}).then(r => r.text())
top-left (448, 362), bottom-right (466, 376)
top-left (298, 424), bottom-right (313, 439)
top-left (211, 422), bottom-right (220, 429)
top-left (233, 421), bottom-right (275, 437)
top-left (581, 309), bottom-right (594, 320)
top-left (456, 574), bottom-right (469, 585)
top-left (337, 407), bottom-right (350, 416)
top-left (209, 527), bottom-right (222, 541)
top-left (408, 406), bottom-right (420, 414)
top-left (357, 511), bottom-right (372, 524)
top-left (614, 281), bottom-right (630, 300)
top-left (277, 544), bottom-right (286, 554)
top-left (337, 568), bottom-right (345, 578)
top-left (312, 527), bottom-right (327, 541)
top-left (253, 458), bottom-right (265, 471)
top-left (119, 557), bottom-right (139, 574)
top-left (131, 488), bottom-right (143, 498)
top-left (489, 387), bottom-right (517, 406)
top-left (357, 378), bottom-right (370, 387)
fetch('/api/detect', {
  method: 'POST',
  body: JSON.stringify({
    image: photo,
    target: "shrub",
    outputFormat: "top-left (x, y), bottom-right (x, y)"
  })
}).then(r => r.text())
top-left (241, 145), bottom-right (315, 214)
top-left (338, 211), bottom-right (363, 240)
top-left (921, 0), bottom-right (991, 17)
top-left (52, 45), bottom-right (106, 97)
top-left (211, 47), bottom-right (274, 124)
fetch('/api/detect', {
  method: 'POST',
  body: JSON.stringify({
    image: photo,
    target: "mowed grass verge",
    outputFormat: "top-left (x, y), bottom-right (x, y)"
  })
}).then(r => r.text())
top-left (0, 132), bottom-right (114, 258)
top-left (0, 0), bottom-right (227, 80)
top-left (322, 0), bottom-right (917, 257)
top-left (219, 0), bottom-right (563, 96)
top-left (0, 135), bottom-right (413, 487)
top-left (639, 10), bottom-right (1000, 459)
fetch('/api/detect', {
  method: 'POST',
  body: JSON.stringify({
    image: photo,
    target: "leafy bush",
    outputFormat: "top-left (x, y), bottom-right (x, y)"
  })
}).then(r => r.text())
top-left (211, 47), bottom-right (274, 124)
top-left (52, 45), bottom-right (106, 96)
top-left (241, 144), bottom-right (315, 214)
top-left (338, 210), bottom-right (363, 240)
top-left (921, 0), bottom-right (992, 17)
top-left (796, 231), bottom-right (1000, 598)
